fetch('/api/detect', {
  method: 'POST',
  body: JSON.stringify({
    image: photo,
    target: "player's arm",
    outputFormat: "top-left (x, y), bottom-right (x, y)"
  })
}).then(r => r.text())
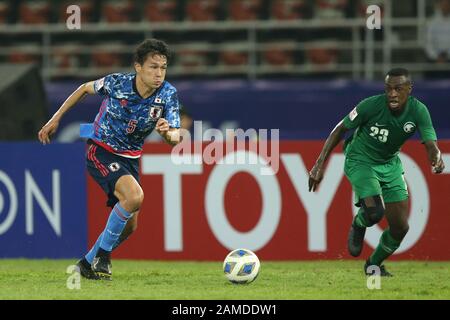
top-left (38, 81), bottom-right (96, 145)
top-left (416, 103), bottom-right (445, 173)
top-left (157, 90), bottom-right (182, 145)
top-left (424, 140), bottom-right (445, 173)
top-left (155, 118), bottom-right (180, 145)
top-left (309, 120), bottom-right (350, 192)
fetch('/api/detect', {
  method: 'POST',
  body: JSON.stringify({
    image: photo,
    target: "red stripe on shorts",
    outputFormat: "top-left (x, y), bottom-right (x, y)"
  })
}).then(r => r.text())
top-left (89, 145), bottom-right (109, 177)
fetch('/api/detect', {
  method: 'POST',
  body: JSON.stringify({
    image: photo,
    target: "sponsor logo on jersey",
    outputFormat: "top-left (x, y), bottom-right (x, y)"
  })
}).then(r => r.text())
top-left (403, 122), bottom-right (416, 133)
top-left (149, 106), bottom-right (163, 120)
top-left (108, 162), bottom-right (121, 172)
top-left (349, 107), bottom-right (358, 121)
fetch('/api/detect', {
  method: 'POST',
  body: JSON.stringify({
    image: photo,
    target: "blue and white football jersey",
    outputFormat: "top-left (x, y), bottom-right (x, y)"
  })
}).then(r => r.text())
top-left (85, 72), bottom-right (180, 158)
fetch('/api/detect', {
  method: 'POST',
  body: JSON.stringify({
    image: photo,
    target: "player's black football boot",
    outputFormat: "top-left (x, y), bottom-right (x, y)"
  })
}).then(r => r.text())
top-left (347, 220), bottom-right (366, 257)
top-left (364, 260), bottom-right (393, 277)
top-left (76, 258), bottom-right (100, 280)
top-left (92, 255), bottom-right (112, 281)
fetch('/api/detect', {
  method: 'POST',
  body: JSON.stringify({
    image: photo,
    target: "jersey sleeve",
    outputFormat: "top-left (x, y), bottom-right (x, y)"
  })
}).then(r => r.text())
top-left (164, 91), bottom-right (181, 128)
top-left (416, 102), bottom-right (437, 142)
top-left (342, 97), bottom-right (374, 130)
top-left (93, 73), bottom-right (118, 97)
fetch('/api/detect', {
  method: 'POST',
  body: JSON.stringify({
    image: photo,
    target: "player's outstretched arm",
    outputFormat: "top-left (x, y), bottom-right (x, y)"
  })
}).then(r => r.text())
top-left (309, 120), bottom-right (349, 192)
top-left (155, 118), bottom-right (180, 145)
top-left (38, 81), bottom-right (96, 145)
top-left (424, 140), bottom-right (445, 174)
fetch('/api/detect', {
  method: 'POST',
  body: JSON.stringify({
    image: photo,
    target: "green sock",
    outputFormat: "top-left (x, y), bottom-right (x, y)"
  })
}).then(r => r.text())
top-left (369, 229), bottom-right (401, 265)
top-left (354, 208), bottom-right (370, 228)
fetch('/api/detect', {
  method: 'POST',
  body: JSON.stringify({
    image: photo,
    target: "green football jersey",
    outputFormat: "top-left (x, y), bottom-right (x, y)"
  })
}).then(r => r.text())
top-left (342, 94), bottom-right (437, 164)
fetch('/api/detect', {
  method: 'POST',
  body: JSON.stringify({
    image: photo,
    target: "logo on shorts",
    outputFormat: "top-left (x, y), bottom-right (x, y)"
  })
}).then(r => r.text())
top-left (108, 162), bottom-right (121, 172)
top-left (149, 106), bottom-right (163, 120)
top-left (403, 122), bottom-right (416, 133)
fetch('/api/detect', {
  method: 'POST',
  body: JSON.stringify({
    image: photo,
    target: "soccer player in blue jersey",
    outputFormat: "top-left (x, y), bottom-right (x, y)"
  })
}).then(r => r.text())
top-left (38, 39), bottom-right (181, 280)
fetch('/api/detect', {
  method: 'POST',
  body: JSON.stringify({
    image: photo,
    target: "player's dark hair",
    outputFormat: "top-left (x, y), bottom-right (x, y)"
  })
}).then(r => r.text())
top-left (386, 68), bottom-right (412, 83)
top-left (134, 39), bottom-right (171, 65)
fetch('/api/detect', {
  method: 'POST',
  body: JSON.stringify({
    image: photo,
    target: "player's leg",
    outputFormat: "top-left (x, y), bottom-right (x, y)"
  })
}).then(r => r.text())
top-left (110, 151), bottom-right (142, 251)
top-left (92, 175), bottom-right (144, 279)
top-left (365, 158), bottom-right (408, 276)
top-left (348, 195), bottom-right (385, 257)
top-left (79, 143), bottom-right (143, 279)
top-left (365, 200), bottom-right (408, 277)
top-left (79, 209), bottom-right (139, 279)
top-left (112, 211), bottom-right (139, 250)
top-left (344, 159), bottom-right (384, 257)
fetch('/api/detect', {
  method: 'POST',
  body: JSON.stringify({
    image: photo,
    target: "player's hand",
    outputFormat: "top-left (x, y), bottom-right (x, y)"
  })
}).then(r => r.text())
top-left (432, 151), bottom-right (445, 174)
top-left (38, 119), bottom-right (59, 145)
top-left (155, 118), bottom-right (169, 134)
top-left (308, 163), bottom-right (324, 192)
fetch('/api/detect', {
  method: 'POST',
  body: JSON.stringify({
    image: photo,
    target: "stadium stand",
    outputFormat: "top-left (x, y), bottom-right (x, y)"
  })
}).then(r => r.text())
top-left (18, 0), bottom-right (51, 24)
top-left (143, 0), bottom-right (179, 22)
top-left (0, 0), bottom-right (449, 80)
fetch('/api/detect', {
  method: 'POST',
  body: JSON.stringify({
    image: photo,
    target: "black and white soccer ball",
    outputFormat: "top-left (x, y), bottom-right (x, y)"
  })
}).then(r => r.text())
top-left (223, 248), bottom-right (260, 284)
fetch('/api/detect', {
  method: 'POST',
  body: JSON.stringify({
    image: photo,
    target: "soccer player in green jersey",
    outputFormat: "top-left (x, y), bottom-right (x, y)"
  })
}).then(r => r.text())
top-left (308, 68), bottom-right (445, 276)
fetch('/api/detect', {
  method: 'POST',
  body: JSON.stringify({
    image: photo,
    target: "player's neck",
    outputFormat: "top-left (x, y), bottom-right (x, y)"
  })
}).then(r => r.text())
top-left (135, 76), bottom-right (156, 99)
top-left (389, 104), bottom-right (407, 117)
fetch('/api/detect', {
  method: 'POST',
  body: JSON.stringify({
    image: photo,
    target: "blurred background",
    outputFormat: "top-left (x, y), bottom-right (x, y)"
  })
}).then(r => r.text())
top-left (0, 0), bottom-right (449, 80)
top-left (1, 0), bottom-right (450, 142)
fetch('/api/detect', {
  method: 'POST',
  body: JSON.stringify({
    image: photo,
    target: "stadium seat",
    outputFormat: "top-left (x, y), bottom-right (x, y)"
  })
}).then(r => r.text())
top-left (185, 0), bottom-right (220, 22)
top-left (263, 49), bottom-right (294, 66)
top-left (219, 51), bottom-right (248, 66)
top-left (314, 0), bottom-right (349, 19)
top-left (0, 0), bottom-right (9, 24)
top-left (227, 0), bottom-right (262, 21)
top-left (219, 42), bottom-right (249, 66)
top-left (8, 44), bottom-right (41, 65)
top-left (175, 42), bottom-right (212, 73)
top-left (102, 0), bottom-right (135, 23)
top-left (91, 43), bottom-right (124, 69)
top-left (144, 0), bottom-right (178, 22)
top-left (270, 0), bottom-right (310, 20)
top-left (18, 0), bottom-right (50, 24)
top-left (51, 43), bottom-right (81, 71)
top-left (305, 41), bottom-right (338, 70)
top-left (262, 42), bottom-right (296, 66)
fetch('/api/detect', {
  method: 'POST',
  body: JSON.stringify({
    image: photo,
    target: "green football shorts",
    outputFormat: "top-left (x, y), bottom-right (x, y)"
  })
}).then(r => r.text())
top-left (344, 156), bottom-right (409, 204)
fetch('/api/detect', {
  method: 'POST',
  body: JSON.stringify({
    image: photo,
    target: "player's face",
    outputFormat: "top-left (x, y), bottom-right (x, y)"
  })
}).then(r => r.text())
top-left (384, 75), bottom-right (412, 112)
top-left (135, 54), bottom-right (167, 89)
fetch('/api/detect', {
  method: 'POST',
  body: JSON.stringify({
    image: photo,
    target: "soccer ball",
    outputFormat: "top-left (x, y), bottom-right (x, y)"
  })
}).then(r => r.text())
top-left (223, 248), bottom-right (260, 284)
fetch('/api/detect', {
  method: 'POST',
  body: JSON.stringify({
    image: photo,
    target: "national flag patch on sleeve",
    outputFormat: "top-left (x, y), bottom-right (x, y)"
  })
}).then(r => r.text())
top-left (94, 77), bottom-right (105, 92)
top-left (349, 107), bottom-right (358, 121)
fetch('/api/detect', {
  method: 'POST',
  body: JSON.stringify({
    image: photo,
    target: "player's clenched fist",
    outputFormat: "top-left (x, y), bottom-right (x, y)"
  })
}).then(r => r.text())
top-left (308, 163), bottom-right (324, 192)
top-left (155, 118), bottom-right (169, 134)
top-left (38, 119), bottom-right (59, 145)
top-left (432, 151), bottom-right (445, 174)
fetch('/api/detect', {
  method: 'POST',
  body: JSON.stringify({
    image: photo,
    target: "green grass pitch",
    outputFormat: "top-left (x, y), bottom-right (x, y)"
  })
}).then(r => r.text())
top-left (0, 259), bottom-right (449, 299)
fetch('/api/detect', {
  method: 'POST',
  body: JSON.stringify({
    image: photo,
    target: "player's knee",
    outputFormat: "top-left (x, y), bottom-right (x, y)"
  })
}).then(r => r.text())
top-left (124, 191), bottom-right (144, 212)
top-left (364, 205), bottom-right (384, 226)
top-left (391, 224), bottom-right (409, 241)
